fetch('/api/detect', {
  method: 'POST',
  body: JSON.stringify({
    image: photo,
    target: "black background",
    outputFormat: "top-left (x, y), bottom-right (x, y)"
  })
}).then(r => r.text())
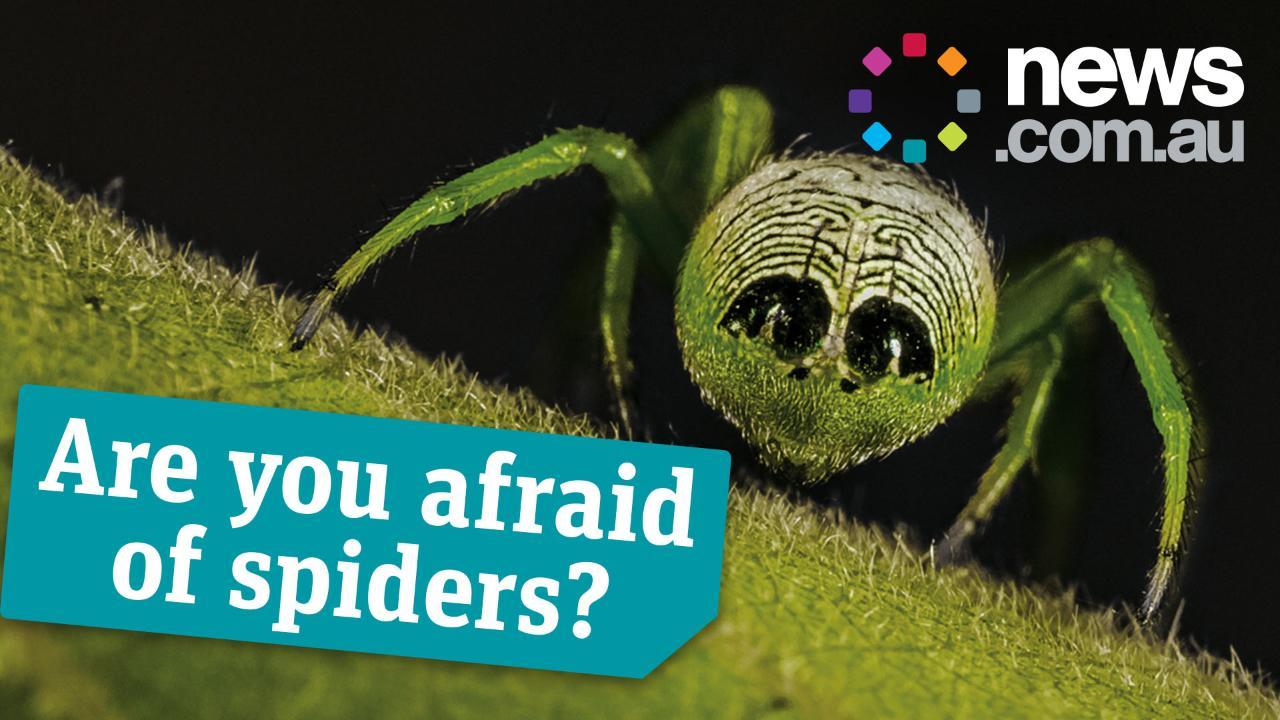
top-left (4, 1), bottom-right (1278, 679)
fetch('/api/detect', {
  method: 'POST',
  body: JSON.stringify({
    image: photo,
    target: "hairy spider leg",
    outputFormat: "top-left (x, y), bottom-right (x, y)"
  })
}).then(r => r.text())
top-left (600, 216), bottom-right (644, 435)
top-left (290, 126), bottom-right (681, 350)
top-left (1028, 311), bottom-right (1095, 574)
top-left (940, 237), bottom-right (1203, 623)
top-left (599, 86), bottom-right (775, 435)
top-left (937, 330), bottom-right (1064, 561)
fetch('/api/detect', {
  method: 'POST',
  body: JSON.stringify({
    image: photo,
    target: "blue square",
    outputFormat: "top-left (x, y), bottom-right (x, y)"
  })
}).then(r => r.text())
top-left (902, 139), bottom-right (927, 163)
top-left (862, 121), bottom-right (892, 151)
top-left (957, 88), bottom-right (981, 114)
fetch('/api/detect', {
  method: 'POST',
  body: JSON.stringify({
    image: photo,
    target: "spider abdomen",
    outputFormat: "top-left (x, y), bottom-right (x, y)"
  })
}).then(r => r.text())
top-left (675, 154), bottom-right (997, 479)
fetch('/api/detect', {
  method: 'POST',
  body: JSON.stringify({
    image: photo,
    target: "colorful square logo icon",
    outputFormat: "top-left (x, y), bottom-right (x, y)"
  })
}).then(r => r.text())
top-left (853, 35), bottom-right (977, 162)
top-left (902, 139), bottom-right (927, 163)
top-left (862, 47), bottom-right (892, 76)
top-left (902, 33), bottom-right (926, 58)
top-left (938, 122), bottom-right (968, 151)
top-left (848, 89), bottom-right (872, 114)
top-left (937, 47), bottom-right (967, 76)
top-left (862, 122), bottom-right (893, 151)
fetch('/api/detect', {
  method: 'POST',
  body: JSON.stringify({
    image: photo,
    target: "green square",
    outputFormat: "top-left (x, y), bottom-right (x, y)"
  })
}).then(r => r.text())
top-left (938, 122), bottom-right (968, 151)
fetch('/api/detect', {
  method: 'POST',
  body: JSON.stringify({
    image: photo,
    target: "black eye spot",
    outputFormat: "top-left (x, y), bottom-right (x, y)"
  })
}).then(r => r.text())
top-left (788, 367), bottom-right (810, 380)
top-left (720, 276), bottom-right (832, 360)
top-left (844, 297), bottom-right (934, 381)
top-left (839, 378), bottom-right (859, 393)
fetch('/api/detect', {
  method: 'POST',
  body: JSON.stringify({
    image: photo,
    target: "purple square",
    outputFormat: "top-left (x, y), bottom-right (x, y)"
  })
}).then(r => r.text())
top-left (847, 89), bottom-right (872, 114)
top-left (862, 46), bottom-right (892, 76)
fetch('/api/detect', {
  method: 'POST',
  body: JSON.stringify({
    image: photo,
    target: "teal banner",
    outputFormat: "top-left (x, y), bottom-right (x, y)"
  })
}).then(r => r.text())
top-left (1, 385), bottom-right (731, 678)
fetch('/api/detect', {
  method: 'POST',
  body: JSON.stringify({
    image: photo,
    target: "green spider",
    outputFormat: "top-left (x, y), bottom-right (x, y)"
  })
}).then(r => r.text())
top-left (292, 85), bottom-right (1203, 622)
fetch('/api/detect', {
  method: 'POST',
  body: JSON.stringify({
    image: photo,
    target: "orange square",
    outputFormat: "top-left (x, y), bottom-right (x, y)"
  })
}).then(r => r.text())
top-left (937, 47), bottom-right (967, 76)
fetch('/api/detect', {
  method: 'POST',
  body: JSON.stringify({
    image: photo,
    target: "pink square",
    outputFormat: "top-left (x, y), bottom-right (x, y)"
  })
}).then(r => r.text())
top-left (902, 33), bottom-right (926, 57)
top-left (862, 47), bottom-right (892, 76)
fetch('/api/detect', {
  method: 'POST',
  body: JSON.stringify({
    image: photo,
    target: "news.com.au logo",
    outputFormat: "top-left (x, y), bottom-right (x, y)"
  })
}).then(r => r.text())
top-left (848, 32), bottom-right (975, 164)
top-left (850, 38), bottom-right (1244, 164)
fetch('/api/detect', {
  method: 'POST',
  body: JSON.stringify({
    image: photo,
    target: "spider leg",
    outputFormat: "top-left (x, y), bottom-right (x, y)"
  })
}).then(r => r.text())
top-left (596, 86), bottom-right (775, 436)
top-left (941, 305), bottom-right (1093, 572)
top-left (644, 85), bottom-right (774, 230)
top-left (600, 214), bottom-right (642, 436)
top-left (291, 126), bottom-right (682, 348)
top-left (1026, 316), bottom-right (1094, 575)
top-left (937, 331), bottom-right (1064, 563)
top-left (295, 89), bottom-right (775, 435)
top-left (945, 237), bottom-right (1204, 623)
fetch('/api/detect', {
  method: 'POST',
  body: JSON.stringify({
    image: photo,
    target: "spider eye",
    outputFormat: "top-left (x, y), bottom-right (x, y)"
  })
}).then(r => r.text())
top-left (844, 297), bottom-right (934, 381)
top-left (719, 276), bottom-right (831, 360)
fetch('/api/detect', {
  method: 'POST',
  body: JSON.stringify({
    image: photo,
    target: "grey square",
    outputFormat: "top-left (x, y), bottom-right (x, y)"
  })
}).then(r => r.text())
top-left (957, 89), bottom-right (981, 114)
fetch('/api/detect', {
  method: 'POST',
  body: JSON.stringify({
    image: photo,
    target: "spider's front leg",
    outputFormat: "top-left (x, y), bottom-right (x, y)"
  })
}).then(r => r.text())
top-left (938, 238), bottom-right (1204, 623)
top-left (291, 86), bottom-right (775, 438)
top-left (290, 126), bottom-right (682, 349)
top-left (288, 125), bottom-right (682, 440)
